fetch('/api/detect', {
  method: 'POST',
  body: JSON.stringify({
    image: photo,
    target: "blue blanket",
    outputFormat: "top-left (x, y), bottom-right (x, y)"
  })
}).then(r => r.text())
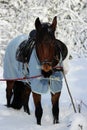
top-left (3, 35), bottom-right (63, 94)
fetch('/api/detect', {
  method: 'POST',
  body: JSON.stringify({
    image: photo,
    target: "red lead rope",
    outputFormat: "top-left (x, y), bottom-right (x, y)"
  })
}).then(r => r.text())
top-left (0, 66), bottom-right (63, 81)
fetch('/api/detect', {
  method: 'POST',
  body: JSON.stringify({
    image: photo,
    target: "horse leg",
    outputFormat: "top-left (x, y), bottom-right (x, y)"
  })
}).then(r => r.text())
top-left (6, 80), bottom-right (15, 107)
top-left (32, 92), bottom-right (43, 125)
top-left (51, 92), bottom-right (61, 124)
top-left (23, 85), bottom-right (31, 115)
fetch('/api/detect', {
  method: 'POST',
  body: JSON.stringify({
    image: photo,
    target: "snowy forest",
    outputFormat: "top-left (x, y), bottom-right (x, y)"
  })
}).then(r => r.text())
top-left (0, 0), bottom-right (87, 130)
top-left (0, 0), bottom-right (87, 66)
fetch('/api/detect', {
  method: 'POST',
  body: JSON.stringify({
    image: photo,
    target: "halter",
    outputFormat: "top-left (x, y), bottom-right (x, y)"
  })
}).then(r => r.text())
top-left (41, 60), bottom-right (53, 66)
top-left (40, 50), bottom-right (63, 69)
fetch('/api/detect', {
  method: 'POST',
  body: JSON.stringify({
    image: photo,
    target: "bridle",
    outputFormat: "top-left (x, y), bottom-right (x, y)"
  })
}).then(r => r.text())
top-left (40, 48), bottom-right (63, 68)
top-left (41, 60), bottom-right (53, 66)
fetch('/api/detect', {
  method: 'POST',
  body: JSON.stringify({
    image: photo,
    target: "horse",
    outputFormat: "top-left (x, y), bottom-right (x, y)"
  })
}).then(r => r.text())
top-left (3, 16), bottom-right (68, 125)
top-left (10, 81), bottom-right (30, 114)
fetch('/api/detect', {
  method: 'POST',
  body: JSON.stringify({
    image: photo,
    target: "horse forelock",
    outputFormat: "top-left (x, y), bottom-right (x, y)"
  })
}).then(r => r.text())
top-left (35, 22), bottom-right (55, 44)
top-left (35, 24), bottom-right (55, 57)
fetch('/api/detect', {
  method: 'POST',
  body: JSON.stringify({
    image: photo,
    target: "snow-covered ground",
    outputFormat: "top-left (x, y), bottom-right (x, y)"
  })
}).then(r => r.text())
top-left (0, 0), bottom-right (87, 129)
top-left (0, 58), bottom-right (87, 130)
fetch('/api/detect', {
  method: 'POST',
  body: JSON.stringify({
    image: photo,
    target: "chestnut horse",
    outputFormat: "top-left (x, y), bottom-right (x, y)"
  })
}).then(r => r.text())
top-left (4, 16), bottom-right (68, 125)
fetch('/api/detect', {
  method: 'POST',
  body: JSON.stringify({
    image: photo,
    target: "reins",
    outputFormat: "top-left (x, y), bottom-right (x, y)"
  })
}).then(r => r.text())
top-left (1, 65), bottom-right (77, 113)
top-left (58, 45), bottom-right (77, 113)
top-left (0, 66), bottom-right (63, 81)
top-left (62, 69), bottom-right (77, 113)
top-left (0, 74), bottom-right (42, 81)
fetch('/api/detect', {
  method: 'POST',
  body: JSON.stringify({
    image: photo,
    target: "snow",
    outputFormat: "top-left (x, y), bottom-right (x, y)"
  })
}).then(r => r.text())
top-left (0, 0), bottom-right (87, 64)
top-left (0, 59), bottom-right (87, 130)
top-left (0, 0), bottom-right (87, 129)
top-left (70, 114), bottom-right (87, 130)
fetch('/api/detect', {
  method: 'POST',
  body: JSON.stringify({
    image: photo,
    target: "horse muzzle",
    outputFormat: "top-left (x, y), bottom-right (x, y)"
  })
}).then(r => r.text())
top-left (42, 63), bottom-right (52, 72)
top-left (41, 63), bottom-right (53, 77)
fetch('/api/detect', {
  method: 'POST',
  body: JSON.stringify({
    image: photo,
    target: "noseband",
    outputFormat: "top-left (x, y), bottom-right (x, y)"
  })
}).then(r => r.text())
top-left (41, 60), bottom-right (53, 66)
top-left (41, 50), bottom-right (63, 68)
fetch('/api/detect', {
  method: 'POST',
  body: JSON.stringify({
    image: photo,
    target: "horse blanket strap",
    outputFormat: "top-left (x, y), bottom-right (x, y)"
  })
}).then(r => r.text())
top-left (16, 38), bottom-right (35, 63)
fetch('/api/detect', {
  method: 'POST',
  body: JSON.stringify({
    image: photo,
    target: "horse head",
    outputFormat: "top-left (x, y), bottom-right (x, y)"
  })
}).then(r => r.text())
top-left (35, 16), bottom-right (58, 78)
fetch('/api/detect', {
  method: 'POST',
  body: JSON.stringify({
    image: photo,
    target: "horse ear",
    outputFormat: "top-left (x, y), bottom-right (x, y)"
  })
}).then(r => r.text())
top-left (35, 17), bottom-right (42, 31)
top-left (51, 16), bottom-right (57, 31)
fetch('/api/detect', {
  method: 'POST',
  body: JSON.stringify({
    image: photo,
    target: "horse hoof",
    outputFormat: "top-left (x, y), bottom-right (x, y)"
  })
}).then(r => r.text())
top-left (53, 119), bottom-right (59, 124)
top-left (27, 111), bottom-right (30, 115)
top-left (37, 122), bottom-right (41, 125)
top-left (4, 104), bottom-right (9, 107)
top-left (24, 108), bottom-right (30, 115)
top-left (6, 104), bottom-right (11, 108)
